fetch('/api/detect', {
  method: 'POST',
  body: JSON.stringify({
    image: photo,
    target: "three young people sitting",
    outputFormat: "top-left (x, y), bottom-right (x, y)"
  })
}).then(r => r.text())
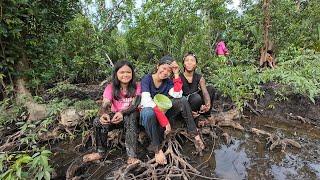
top-left (84, 53), bottom-right (214, 165)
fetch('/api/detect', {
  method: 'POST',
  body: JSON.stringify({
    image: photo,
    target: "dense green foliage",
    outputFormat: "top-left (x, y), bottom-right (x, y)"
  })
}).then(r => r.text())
top-left (208, 50), bottom-right (320, 109)
top-left (1, 0), bottom-right (320, 178)
top-left (0, 150), bottom-right (52, 180)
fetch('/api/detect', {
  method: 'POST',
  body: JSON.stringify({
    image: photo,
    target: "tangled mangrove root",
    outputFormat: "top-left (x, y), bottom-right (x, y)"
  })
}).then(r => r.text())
top-left (113, 129), bottom-right (213, 180)
top-left (251, 128), bottom-right (301, 152)
top-left (286, 113), bottom-right (316, 125)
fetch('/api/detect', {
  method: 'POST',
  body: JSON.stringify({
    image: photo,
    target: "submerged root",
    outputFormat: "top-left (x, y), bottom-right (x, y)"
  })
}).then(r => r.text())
top-left (222, 132), bottom-right (232, 145)
top-left (251, 128), bottom-right (301, 152)
top-left (217, 120), bottom-right (244, 131)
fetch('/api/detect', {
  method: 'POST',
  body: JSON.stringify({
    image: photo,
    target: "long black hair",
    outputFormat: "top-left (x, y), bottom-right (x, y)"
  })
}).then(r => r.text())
top-left (112, 60), bottom-right (137, 100)
top-left (182, 51), bottom-right (198, 72)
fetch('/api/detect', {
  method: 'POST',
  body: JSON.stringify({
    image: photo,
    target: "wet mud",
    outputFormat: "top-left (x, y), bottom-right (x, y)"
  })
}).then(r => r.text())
top-left (50, 86), bottom-right (320, 179)
top-left (51, 115), bottom-right (320, 180)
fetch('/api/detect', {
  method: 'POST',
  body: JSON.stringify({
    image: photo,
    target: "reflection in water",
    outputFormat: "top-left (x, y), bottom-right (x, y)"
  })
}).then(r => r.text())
top-left (271, 165), bottom-right (298, 180)
top-left (309, 163), bottom-right (320, 177)
top-left (214, 140), bottom-right (250, 180)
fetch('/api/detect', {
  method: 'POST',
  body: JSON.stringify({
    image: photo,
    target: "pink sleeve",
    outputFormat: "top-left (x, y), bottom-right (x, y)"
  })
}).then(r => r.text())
top-left (135, 82), bottom-right (142, 95)
top-left (103, 84), bottom-right (113, 100)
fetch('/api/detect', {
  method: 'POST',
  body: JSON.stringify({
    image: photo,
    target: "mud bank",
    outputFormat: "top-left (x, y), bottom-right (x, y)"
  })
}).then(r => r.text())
top-left (256, 85), bottom-right (320, 126)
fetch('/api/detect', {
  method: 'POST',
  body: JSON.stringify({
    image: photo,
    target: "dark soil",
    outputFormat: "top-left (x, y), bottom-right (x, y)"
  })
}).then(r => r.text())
top-left (256, 84), bottom-right (320, 126)
top-left (49, 86), bottom-right (320, 179)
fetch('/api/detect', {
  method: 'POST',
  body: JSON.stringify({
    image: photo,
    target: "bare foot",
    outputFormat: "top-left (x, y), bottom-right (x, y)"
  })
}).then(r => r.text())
top-left (127, 157), bottom-right (140, 164)
top-left (194, 135), bottom-right (205, 152)
top-left (82, 152), bottom-right (103, 163)
top-left (155, 149), bottom-right (167, 165)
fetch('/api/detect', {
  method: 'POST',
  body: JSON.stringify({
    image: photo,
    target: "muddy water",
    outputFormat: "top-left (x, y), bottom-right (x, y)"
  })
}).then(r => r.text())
top-left (190, 117), bottom-right (320, 180)
top-left (52, 117), bottom-right (320, 179)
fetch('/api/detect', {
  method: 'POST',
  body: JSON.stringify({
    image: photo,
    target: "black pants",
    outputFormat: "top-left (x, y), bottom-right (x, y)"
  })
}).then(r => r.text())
top-left (140, 97), bottom-right (198, 152)
top-left (187, 85), bottom-right (216, 116)
top-left (94, 111), bottom-right (138, 158)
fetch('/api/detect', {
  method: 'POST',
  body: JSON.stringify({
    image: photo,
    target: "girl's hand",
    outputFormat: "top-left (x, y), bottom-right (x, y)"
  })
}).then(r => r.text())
top-left (164, 123), bottom-right (171, 136)
top-left (199, 104), bottom-right (210, 113)
top-left (170, 61), bottom-right (180, 75)
top-left (192, 111), bottom-right (200, 118)
top-left (100, 114), bottom-right (111, 125)
top-left (111, 112), bottom-right (123, 124)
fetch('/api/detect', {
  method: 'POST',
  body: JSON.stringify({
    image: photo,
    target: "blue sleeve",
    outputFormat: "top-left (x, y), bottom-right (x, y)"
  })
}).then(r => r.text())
top-left (141, 75), bottom-right (151, 93)
top-left (164, 79), bottom-right (174, 95)
top-left (167, 79), bottom-right (174, 89)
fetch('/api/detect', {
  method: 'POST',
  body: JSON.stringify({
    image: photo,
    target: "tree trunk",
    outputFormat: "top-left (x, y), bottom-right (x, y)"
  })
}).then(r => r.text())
top-left (259, 0), bottom-right (272, 66)
top-left (295, 0), bottom-right (301, 12)
top-left (15, 51), bottom-right (48, 121)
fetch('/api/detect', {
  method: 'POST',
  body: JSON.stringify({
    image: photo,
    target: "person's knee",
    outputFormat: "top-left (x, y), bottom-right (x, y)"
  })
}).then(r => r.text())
top-left (93, 117), bottom-right (103, 127)
top-left (171, 98), bottom-right (184, 111)
top-left (140, 107), bottom-right (156, 127)
top-left (126, 112), bottom-right (139, 123)
top-left (145, 116), bottom-right (158, 129)
top-left (188, 94), bottom-right (202, 111)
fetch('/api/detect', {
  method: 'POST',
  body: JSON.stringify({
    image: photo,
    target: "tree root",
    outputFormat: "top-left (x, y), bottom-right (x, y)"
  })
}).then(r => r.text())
top-left (66, 157), bottom-right (88, 180)
top-left (286, 113), bottom-right (316, 125)
top-left (38, 126), bottom-right (62, 141)
top-left (217, 120), bottom-right (244, 131)
top-left (198, 108), bottom-right (244, 131)
top-left (222, 132), bottom-right (232, 145)
top-left (75, 129), bottom-right (95, 152)
top-left (0, 130), bottom-right (23, 151)
top-left (251, 128), bottom-right (301, 152)
top-left (244, 101), bottom-right (261, 116)
top-left (113, 129), bottom-right (214, 180)
top-left (16, 78), bottom-right (48, 121)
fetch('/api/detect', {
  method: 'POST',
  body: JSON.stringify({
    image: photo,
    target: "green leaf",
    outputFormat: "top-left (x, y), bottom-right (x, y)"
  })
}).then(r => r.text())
top-left (41, 150), bottom-right (52, 156)
top-left (40, 155), bottom-right (49, 167)
top-left (16, 167), bottom-right (22, 178)
top-left (44, 171), bottom-right (50, 180)
top-left (36, 171), bottom-right (44, 180)
top-left (18, 155), bottom-right (32, 164)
